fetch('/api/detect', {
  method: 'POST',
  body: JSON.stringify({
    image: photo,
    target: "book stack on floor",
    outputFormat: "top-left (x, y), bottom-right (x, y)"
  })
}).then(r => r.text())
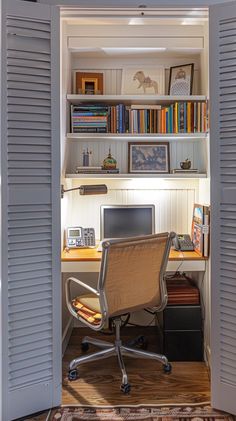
top-left (191, 203), bottom-right (210, 257)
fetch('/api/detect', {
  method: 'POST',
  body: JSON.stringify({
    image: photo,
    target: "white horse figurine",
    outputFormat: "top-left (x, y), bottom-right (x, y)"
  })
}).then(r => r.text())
top-left (133, 71), bottom-right (158, 94)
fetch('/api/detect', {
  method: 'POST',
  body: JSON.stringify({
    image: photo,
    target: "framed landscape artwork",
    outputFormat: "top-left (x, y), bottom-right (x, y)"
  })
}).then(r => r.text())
top-left (122, 66), bottom-right (165, 95)
top-left (128, 142), bottom-right (170, 173)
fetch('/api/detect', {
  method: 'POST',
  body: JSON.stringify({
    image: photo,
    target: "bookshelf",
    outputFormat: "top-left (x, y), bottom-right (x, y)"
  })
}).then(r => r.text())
top-left (65, 95), bottom-right (208, 179)
top-left (67, 133), bottom-right (207, 141)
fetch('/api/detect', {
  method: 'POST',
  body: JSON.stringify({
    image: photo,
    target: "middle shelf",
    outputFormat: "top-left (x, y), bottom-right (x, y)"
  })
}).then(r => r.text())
top-left (67, 133), bottom-right (207, 141)
top-left (66, 173), bottom-right (207, 179)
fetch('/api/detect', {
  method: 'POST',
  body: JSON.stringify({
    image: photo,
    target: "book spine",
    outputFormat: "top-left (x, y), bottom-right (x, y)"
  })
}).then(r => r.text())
top-left (73, 127), bottom-right (107, 133)
top-left (203, 206), bottom-right (210, 257)
top-left (187, 102), bottom-right (191, 133)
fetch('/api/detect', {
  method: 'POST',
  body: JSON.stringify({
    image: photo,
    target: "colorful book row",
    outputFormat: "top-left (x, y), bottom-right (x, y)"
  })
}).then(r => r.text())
top-left (71, 102), bottom-right (208, 134)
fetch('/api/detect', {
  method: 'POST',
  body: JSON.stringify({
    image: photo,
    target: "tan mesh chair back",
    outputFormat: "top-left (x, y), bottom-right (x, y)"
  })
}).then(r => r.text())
top-left (99, 233), bottom-right (171, 318)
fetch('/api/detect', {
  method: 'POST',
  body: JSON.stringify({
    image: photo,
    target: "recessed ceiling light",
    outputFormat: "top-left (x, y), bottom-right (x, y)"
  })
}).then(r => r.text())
top-left (129, 17), bottom-right (145, 25)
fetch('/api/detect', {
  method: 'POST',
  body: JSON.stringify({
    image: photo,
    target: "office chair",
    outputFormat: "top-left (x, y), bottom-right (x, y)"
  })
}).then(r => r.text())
top-left (65, 232), bottom-right (175, 393)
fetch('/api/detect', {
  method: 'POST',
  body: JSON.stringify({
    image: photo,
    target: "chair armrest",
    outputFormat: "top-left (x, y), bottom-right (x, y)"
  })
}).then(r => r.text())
top-left (65, 276), bottom-right (99, 320)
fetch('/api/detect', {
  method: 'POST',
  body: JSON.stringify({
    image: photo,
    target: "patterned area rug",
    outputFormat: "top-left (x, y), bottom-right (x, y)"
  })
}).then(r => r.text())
top-left (50, 404), bottom-right (235, 421)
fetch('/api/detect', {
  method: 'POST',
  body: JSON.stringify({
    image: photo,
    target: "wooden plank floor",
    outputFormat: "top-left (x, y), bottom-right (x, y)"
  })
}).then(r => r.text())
top-left (62, 327), bottom-right (210, 406)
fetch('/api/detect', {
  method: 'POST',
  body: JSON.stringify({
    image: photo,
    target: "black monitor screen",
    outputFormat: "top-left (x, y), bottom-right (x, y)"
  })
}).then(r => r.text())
top-left (101, 206), bottom-right (155, 239)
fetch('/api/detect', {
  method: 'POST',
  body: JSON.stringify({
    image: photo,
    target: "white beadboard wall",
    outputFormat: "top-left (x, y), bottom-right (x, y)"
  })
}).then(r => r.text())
top-left (71, 55), bottom-right (200, 95)
top-left (62, 179), bottom-right (199, 240)
top-left (66, 139), bottom-right (207, 174)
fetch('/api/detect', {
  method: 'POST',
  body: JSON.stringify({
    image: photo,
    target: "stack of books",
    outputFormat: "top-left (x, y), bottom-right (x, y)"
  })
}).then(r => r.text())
top-left (71, 101), bottom-right (208, 134)
top-left (160, 101), bottom-right (208, 134)
top-left (71, 104), bottom-right (109, 133)
top-left (75, 166), bottom-right (120, 174)
top-left (191, 203), bottom-right (210, 257)
top-left (171, 169), bottom-right (199, 174)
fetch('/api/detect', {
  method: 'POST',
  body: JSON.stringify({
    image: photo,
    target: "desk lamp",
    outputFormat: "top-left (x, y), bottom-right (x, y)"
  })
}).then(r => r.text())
top-left (61, 184), bottom-right (107, 198)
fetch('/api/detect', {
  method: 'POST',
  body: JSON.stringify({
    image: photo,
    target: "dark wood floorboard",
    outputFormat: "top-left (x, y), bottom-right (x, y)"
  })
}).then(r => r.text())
top-left (62, 327), bottom-right (211, 406)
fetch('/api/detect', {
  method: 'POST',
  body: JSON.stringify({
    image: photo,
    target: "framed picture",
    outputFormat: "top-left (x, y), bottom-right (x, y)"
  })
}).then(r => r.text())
top-left (128, 142), bottom-right (170, 173)
top-left (168, 63), bottom-right (194, 95)
top-left (121, 66), bottom-right (165, 95)
top-left (75, 71), bottom-right (103, 95)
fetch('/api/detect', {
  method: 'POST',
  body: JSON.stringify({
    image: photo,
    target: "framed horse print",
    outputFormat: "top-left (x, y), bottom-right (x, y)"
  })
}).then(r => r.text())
top-left (121, 66), bottom-right (165, 95)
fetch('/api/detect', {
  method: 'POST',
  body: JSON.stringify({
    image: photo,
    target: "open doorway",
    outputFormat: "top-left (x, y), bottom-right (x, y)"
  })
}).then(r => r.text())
top-left (60, 6), bottom-right (211, 405)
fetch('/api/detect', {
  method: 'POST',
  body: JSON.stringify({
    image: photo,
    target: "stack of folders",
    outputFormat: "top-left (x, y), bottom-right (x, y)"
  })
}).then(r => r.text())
top-left (191, 203), bottom-right (210, 257)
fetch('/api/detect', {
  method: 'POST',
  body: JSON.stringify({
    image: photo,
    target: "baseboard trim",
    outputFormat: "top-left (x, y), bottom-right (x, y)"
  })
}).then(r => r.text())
top-left (62, 317), bottom-right (73, 356)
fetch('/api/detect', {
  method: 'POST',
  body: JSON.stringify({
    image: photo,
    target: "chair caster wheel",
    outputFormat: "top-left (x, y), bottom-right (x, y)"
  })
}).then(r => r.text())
top-left (121, 383), bottom-right (131, 394)
top-left (163, 363), bottom-right (172, 374)
top-left (68, 369), bottom-right (78, 381)
top-left (137, 335), bottom-right (148, 350)
top-left (81, 342), bottom-right (89, 352)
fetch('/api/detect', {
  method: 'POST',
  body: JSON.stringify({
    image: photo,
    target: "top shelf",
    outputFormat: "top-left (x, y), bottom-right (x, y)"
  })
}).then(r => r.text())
top-left (67, 94), bottom-right (208, 105)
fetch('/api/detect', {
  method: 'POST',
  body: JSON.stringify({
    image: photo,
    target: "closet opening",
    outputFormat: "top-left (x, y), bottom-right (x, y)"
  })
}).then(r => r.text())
top-left (60, 6), bottom-right (210, 405)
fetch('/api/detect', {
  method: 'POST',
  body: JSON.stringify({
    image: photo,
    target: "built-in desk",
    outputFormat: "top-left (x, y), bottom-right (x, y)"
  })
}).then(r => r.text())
top-left (61, 247), bottom-right (207, 273)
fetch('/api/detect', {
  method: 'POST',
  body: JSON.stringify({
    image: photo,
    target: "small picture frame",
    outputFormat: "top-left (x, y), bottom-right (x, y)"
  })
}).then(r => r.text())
top-left (168, 63), bottom-right (194, 95)
top-left (121, 66), bottom-right (165, 95)
top-left (75, 72), bottom-right (103, 95)
top-left (128, 142), bottom-right (170, 174)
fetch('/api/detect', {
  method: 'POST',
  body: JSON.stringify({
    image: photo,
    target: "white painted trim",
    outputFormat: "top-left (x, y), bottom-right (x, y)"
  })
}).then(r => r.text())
top-left (36, 0), bottom-right (234, 7)
top-left (51, 4), bottom-right (62, 406)
top-left (62, 317), bottom-right (73, 356)
top-left (66, 25), bottom-right (205, 37)
top-left (69, 36), bottom-right (204, 50)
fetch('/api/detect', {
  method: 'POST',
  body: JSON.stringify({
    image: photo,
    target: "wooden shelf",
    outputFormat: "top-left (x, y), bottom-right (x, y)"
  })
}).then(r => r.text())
top-left (67, 132), bottom-right (207, 141)
top-left (66, 173), bottom-right (207, 179)
top-left (61, 247), bottom-right (207, 262)
top-left (67, 94), bottom-right (207, 105)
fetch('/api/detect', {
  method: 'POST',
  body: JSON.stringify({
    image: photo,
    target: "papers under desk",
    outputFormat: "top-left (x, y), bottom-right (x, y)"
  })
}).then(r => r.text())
top-left (61, 247), bottom-right (207, 273)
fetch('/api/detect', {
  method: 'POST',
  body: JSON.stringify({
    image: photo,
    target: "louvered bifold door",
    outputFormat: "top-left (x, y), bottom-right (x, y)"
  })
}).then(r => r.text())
top-left (210, 1), bottom-right (236, 416)
top-left (0, 1), bottom-right (61, 420)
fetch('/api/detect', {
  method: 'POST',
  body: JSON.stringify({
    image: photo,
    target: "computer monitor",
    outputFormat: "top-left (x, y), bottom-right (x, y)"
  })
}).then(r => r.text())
top-left (100, 205), bottom-right (155, 240)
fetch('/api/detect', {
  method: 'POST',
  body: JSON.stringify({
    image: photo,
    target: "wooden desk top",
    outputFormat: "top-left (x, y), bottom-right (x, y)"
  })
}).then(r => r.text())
top-left (61, 247), bottom-right (207, 262)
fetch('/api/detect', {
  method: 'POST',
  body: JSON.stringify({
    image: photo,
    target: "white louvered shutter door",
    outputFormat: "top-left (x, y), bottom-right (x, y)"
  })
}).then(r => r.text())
top-left (210, 1), bottom-right (236, 415)
top-left (0, 1), bottom-right (61, 420)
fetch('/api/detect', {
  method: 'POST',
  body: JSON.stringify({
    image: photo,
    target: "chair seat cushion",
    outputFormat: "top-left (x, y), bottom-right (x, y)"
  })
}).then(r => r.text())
top-left (72, 294), bottom-right (102, 325)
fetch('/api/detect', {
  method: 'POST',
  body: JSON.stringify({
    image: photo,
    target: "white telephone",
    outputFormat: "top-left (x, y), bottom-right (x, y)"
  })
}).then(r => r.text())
top-left (65, 226), bottom-right (96, 248)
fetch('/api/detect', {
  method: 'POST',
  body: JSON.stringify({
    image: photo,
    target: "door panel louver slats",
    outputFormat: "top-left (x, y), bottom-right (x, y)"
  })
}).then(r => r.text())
top-left (2, 2), bottom-right (58, 418)
top-left (4, 10), bottom-right (59, 404)
top-left (210, 4), bottom-right (236, 412)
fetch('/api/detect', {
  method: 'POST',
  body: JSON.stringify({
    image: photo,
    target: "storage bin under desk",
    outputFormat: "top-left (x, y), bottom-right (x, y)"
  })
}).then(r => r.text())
top-left (158, 305), bottom-right (203, 361)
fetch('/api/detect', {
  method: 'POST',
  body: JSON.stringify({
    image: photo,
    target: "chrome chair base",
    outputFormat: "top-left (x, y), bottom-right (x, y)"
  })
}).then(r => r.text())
top-left (68, 319), bottom-right (172, 393)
